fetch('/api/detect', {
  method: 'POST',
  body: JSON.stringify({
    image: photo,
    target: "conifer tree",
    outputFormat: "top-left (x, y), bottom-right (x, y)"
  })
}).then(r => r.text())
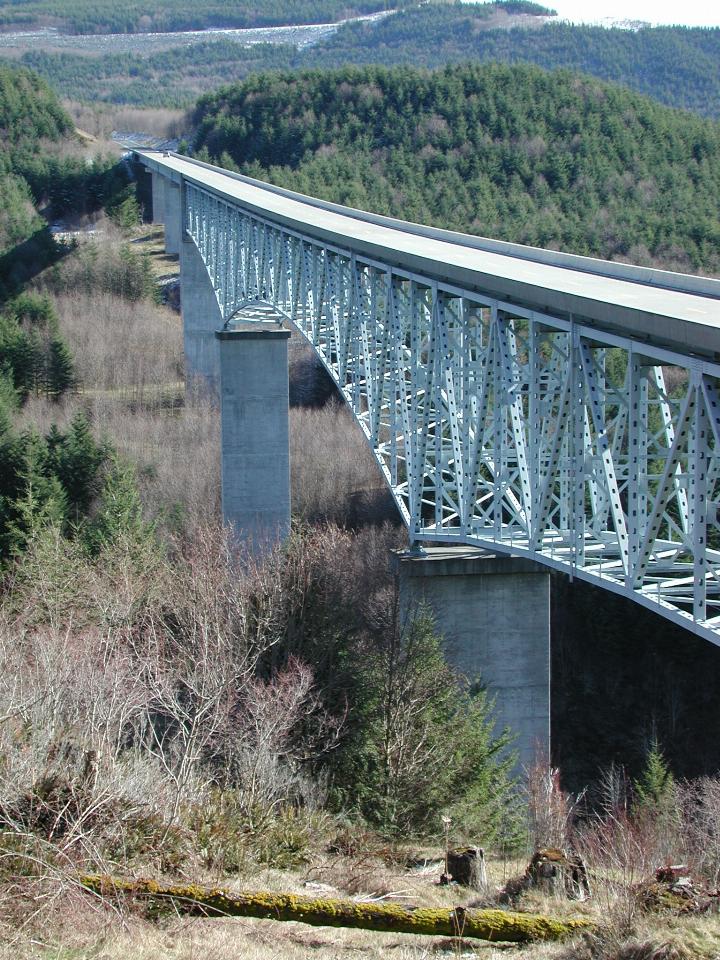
top-left (7, 430), bottom-right (67, 556)
top-left (52, 411), bottom-right (107, 519)
top-left (633, 740), bottom-right (675, 814)
top-left (353, 607), bottom-right (519, 841)
top-left (84, 456), bottom-right (154, 555)
top-left (0, 368), bottom-right (19, 438)
top-left (45, 336), bottom-right (76, 400)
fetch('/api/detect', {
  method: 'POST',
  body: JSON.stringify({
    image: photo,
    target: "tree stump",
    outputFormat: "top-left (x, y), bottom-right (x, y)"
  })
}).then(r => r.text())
top-left (526, 848), bottom-right (591, 901)
top-left (446, 847), bottom-right (487, 890)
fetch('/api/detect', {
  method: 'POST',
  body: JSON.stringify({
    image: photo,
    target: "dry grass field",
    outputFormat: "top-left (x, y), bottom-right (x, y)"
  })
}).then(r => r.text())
top-left (2, 849), bottom-right (718, 960)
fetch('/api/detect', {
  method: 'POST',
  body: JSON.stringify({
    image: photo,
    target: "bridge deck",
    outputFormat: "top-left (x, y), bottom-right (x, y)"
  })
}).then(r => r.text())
top-left (141, 151), bottom-right (720, 358)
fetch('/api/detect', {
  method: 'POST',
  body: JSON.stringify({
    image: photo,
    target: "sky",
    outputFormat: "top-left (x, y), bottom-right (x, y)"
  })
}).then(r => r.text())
top-left (546, 0), bottom-right (720, 27)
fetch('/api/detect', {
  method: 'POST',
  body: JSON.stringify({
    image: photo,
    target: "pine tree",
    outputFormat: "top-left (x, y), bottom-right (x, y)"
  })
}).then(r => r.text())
top-left (634, 740), bottom-right (675, 814)
top-left (356, 607), bottom-right (519, 840)
top-left (52, 411), bottom-right (107, 519)
top-left (45, 336), bottom-right (76, 400)
top-left (83, 456), bottom-right (154, 555)
top-left (7, 430), bottom-right (67, 556)
top-left (0, 367), bottom-right (19, 438)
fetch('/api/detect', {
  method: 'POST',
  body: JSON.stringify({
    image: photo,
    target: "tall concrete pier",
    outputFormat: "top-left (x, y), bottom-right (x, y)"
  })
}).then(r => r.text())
top-left (163, 181), bottom-right (182, 255)
top-left (397, 547), bottom-right (551, 770)
top-left (150, 170), bottom-right (165, 224)
top-left (149, 169), bottom-right (220, 387)
top-left (181, 236), bottom-right (223, 389)
top-left (215, 322), bottom-right (291, 553)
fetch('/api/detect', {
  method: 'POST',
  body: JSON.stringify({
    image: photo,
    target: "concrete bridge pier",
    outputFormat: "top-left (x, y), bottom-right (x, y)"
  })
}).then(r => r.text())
top-left (162, 180), bottom-right (182, 255)
top-left (150, 171), bottom-right (165, 225)
top-left (215, 322), bottom-right (291, 554)
top-left (180, 231), bottom-right (223, 390)
top-left (396, 547), bottom-right (550, 771)
top-left (149, 172), bottom-right (181, 253)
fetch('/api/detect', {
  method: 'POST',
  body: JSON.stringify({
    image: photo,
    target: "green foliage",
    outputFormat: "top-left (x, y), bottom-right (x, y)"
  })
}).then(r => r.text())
top-left (45, 337), bottom-right (76, 400)
top-left (352, 609), bottom-right (518, 840)
top-left (6, 430), bottom-right (68, 556)
top-left (83, 456), bottom-right (154, 556)
top-left (193, 62), bottom-right (720, 272)
top-left (0, 63), bottom-right (140, 302)
top-left (252, 806), bottom-right (316, 868)
top-left (17, 150), bottom-right (134, 221)
top-left (0, 408), bottom-right (110, 561)
top-left (0, 293), bottom-right (76, 401)
top-left (9, 9), bottom-right (720, 120)
top-left (106, 185), bottom-right (142, 230)
top-left (0, 64), bottom-right (72, 261)
top-left (309, 7), bottom-right (720, 119)
top-left (634, 741), bottom-right (675, 814)
top-left (0, 368), bottom-right (19, 432)
top-left (0, 62), bottom-right (71, 144)
top-left (18, 41), bottom-right (296, 108)
top-left (43, 240), bottom-right (157, 302)
top-left (0, 0), bottom-right (405, 34)
top-left (48, 412), bottom-right (107, 517)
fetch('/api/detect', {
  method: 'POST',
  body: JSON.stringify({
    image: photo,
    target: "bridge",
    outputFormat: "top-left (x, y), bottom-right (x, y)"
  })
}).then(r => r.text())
top-left (137, 150), bottom-right (720, 764)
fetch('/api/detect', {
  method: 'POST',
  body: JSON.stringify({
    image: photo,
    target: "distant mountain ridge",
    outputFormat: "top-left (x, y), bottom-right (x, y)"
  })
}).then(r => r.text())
top-left (0, 0), bottom-right (409, 34)
top-left (310, 6), bottom-right (720, 118)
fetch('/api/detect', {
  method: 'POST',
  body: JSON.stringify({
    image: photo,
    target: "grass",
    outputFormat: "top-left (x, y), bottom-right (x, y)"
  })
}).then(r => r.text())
top-left (3, 845), bottom-right (718, 960)
top-left (130, 224), bottom-right (180, 282)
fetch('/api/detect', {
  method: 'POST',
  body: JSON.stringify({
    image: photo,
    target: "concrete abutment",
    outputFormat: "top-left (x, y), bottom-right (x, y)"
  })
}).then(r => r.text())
top-left (396, 547), bottom-right (551, 771)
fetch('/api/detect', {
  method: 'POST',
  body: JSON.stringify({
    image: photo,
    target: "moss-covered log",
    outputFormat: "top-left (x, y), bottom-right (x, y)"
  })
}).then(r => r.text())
top-left (79, 874), bottom-right (592, 943)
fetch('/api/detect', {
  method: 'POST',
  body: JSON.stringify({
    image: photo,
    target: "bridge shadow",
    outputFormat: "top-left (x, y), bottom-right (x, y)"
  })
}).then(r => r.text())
top-left (0, 227), bottom-right (73, 302)
top-left (551, 573), bottom-right (720, 789)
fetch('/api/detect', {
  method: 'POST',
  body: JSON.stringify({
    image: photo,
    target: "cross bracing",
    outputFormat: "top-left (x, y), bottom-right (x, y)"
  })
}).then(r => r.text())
top-left (144, 153), bottom-right (720, 645)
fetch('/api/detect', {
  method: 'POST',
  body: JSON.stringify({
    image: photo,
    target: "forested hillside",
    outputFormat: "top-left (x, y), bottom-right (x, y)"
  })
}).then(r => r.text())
top-left (20, 42), bottom-right (295, 108)
top-left (0, 0), bottom-right (404, 33)
top-left (6, 4), bottom-right (720, 121)
top-left (310, 6), bottom-right (720, 118)
top-left (194, 63), bottom-right (720, 274)
top-left (0, 64), bottom-right (137, 293)
top-left (0, 65), bottom-right (71, 257)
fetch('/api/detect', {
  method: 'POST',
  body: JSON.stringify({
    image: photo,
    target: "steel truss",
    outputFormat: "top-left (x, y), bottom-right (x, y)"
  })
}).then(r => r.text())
top-left (185, 181), bottom-right (720, 645)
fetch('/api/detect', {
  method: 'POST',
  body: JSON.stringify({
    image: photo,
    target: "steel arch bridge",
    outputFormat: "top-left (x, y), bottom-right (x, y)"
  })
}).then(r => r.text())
top-left (138, 151), bottom-right (720, 647)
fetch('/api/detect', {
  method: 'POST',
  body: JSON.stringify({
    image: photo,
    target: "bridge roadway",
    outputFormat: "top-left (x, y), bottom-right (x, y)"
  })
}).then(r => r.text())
top-left (141, 152), bottom-right (720, 356)
top-left (137, 150), bottom-right (720, 647)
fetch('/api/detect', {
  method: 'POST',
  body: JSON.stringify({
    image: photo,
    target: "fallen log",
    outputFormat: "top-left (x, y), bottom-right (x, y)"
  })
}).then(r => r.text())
top-left (79, 874), bottom-right (592, 944)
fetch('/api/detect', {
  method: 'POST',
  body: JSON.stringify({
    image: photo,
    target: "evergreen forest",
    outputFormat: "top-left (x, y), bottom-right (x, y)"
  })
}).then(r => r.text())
top-left (310, 7), bottom-right (720, 119)
top-left (6, 3), bottom-right (720, 121)
top-left (193, 62), bottom-right (720, 274)
top-left (0, 64), bottom-right (139, 287)
top-left (0, 0), bottom-right (406, 34)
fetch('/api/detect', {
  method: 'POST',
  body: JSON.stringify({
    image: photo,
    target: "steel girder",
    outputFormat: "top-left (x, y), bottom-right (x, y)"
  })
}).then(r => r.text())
top-left (184, 180), bottom-right (720, 646)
